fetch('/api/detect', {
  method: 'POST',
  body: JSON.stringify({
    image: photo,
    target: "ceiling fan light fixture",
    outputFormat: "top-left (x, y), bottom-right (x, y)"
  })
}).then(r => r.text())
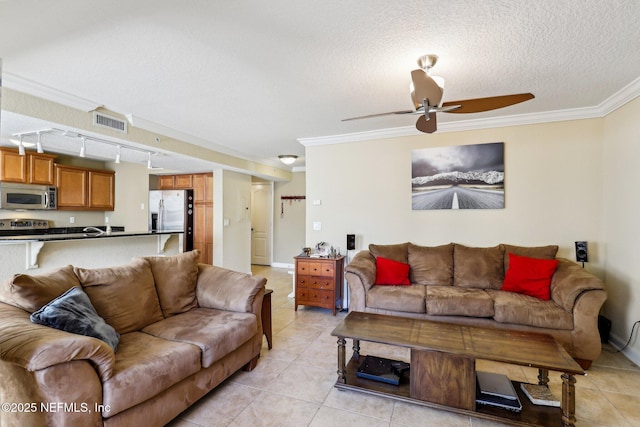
top-left (278, 155), bottom-right (297, 165)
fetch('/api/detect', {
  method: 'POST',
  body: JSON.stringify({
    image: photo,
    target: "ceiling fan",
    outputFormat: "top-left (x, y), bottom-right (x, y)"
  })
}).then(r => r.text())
top-left (342, 54), bottom-right (534, 134)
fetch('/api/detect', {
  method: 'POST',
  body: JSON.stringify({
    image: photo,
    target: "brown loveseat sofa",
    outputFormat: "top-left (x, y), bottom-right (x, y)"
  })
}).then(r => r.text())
top-left (345, 243), bottom-right (607, 369)
top-left (0, 250), bottom-right (266, 427)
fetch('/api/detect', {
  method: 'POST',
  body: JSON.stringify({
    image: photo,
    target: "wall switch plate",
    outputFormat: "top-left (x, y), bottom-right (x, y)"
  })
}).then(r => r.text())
top-left (313, 221), bottom-right (322, 231)
top-left (223, 218), bottom-right (230, 227)
top-left (313, 199), bottom-right (321, 206)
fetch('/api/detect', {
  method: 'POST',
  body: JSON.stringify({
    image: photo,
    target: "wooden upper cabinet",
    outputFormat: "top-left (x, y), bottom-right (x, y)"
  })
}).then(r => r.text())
top-left (193, 173), bottom-right (213, 203)
top-left (28, 153), bottom-right (56, 185)
top-left (88, 170), bottom-right (115, 210)
top-left (0, 148), bottom-right (56, 185)
top-left (55, 164), bottom-right (115, 211)
top-left (157, 175), bottom-right (175, 189)
top-left (55, 165), bottom-right (88, 209)
top-left (174, 174), bottom-right (193, 189)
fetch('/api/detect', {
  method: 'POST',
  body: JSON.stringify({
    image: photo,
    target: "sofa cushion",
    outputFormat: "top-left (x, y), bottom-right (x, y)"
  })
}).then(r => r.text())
top-left (453, 244), bottom-right (505, 289)
top-left (408, 243), bottom-right (454, 286)
top-left (366, 284), bottom-right (426, 313)
top-left (141, 250), bottom-right (200, 317)
top-left (30, 286), bottom-right (120, 351)
top-left (142, 308), bottom-right (258, 368)
top-left (375, 257), bottom-right (411, 285)
top-left (0, 265), bottom-right (79, 313)
top-left (369, 242), bottom-right (409, 264)
top-left (196, 265), bottom-right (266, 313)
top-left (501, 244), bottom-right (559, 271)
top-left (101, 332), bottom-right (200, 418)
top-left (487, 290), bottom-right (573, 330)
top-left (75, 259), bottom-right (164, 334)
top-left (426, 286), bottom-right (494, 317)
top-left (502, 254), bottom-right (558, 300)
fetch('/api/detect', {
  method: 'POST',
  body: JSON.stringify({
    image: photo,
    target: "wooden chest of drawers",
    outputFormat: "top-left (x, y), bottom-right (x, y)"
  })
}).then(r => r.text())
top-left (294, 255), bottom-right (344, 316)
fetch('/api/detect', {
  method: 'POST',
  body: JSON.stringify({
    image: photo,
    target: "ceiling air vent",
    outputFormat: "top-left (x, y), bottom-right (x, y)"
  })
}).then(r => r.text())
top-left (93, 112), bottom-right (127, 134)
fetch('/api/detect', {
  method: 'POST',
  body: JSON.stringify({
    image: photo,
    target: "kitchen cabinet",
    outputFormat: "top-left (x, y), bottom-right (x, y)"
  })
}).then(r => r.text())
top-left (193, 173), bottom-right (213, 203)
top-left (157, 175), bottom-right (175, 189)
top-left (174, 174), bottom-right (193, 189)
top-left (55, 164), bottom-right (115, 211)
top-left (0, 148), bottom-right (56, 185)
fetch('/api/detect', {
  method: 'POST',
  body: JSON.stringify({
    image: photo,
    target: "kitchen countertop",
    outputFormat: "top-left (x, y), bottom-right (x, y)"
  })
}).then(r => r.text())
top-left (0, 230), bottom-right (183, 242)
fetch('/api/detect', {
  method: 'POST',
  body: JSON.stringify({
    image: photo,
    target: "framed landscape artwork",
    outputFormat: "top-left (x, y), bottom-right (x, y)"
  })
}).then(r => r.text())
top-left (411, 142), bottom-right (505, 210)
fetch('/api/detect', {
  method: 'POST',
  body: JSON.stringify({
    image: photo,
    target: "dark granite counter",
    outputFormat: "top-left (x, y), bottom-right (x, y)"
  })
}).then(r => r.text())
top-left (0, 230), bottom-right (182, 242)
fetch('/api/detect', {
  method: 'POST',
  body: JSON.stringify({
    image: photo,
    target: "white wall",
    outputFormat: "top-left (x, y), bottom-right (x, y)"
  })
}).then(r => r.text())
top-left (273, 171), bottom-right (306, 266)
top-left (107, 161), bottom-right (152, 232)
top-left (602, 96), bottom-right (640, 363)
top-left (306, 118), bottom-right (604, 274)
top-left (213, 169), bottom-right (252, 273)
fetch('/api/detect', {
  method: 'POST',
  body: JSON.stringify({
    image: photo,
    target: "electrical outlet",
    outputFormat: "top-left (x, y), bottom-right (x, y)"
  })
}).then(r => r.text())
top-left (69, 216), bottom-right (75, 224)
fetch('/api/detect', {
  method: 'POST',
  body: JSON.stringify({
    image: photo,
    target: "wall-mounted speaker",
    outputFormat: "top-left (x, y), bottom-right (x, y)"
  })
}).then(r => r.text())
top-left (575, 241), bottom-right (589, 263)
top-left (346, 234), bottom-right (356, 250)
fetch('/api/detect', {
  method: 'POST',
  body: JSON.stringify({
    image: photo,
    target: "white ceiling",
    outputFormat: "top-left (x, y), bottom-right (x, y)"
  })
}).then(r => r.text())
top-left (1, 0), bottom-right (639, 171)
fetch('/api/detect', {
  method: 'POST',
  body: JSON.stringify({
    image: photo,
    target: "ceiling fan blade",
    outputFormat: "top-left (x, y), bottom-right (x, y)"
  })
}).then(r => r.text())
top-left (342, 109), bottom-right (415, 121)
top-left (411, 69), bottom-right (443, 108)
top-left (442, 93), bottom-right (534, 114)
top-left (416, 112), bottom-right (437, 134)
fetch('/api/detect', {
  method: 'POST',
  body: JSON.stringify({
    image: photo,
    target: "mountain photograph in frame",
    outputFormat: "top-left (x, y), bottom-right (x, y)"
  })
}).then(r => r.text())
top-left (411, 142), bottom-right (505, 210)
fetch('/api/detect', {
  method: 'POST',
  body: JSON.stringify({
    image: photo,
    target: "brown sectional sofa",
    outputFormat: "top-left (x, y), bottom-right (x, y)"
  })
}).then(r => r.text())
top-left (345, 242), bottom-right (607, 369)
top-left (0, 250), bottom-right (266, 427)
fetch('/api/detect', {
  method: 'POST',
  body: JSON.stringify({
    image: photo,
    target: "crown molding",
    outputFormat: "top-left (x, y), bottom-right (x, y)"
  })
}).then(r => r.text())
top-left (2, 72), bottom-right (102, 112)
top-left (299, 76), bottom-right (640, 147)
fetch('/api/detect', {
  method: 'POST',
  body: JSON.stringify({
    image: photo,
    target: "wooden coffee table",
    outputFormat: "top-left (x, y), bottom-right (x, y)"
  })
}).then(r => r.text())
top-left (330, 312), bottom-right (585, 427)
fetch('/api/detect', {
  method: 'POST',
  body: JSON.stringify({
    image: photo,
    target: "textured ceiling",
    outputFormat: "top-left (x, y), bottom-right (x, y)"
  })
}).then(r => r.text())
top-left (1, 0), bottom-right (639, 171)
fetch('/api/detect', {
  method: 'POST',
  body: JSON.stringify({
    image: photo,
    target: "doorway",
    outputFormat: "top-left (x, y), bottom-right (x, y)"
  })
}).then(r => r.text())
top-left (251, 181), bottom-right (273, 265)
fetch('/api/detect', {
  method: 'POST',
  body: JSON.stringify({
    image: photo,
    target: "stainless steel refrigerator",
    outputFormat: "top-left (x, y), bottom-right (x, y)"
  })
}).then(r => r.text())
top-left (148, 189), bottom-right (194, 252)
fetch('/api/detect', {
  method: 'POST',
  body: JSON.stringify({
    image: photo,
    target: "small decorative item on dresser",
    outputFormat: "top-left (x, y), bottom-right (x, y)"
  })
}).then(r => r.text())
top-left (294, 255), bottom-right (344, 315)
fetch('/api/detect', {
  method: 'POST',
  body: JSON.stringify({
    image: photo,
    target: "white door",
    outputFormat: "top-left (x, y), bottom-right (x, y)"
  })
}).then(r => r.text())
top-left (251, 182), bottom-right (272, 265)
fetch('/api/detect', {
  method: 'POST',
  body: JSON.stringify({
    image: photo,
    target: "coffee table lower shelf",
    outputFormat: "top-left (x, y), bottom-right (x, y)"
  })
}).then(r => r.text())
top-left (335, 354), bottom-right (564, 427)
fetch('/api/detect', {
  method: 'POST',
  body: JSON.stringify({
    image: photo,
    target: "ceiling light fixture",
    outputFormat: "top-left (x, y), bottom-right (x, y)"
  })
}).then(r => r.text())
top-left (36, 132), bottom-right (44, 154)
top-left (79, 137), bottom-right (86, 157)
top-left (278, 155), bottom-right (298, 165)
top-left (115, 145), bottom-right (121, 164)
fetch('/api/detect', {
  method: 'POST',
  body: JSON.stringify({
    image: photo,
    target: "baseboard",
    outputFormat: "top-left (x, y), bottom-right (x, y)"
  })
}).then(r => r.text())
top-left (607, 332), bottom-right (640, 367)
top-left (271, 262), bottom-right (294, 269)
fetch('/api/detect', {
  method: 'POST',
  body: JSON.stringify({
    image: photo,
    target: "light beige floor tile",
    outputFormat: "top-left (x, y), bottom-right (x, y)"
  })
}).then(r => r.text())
top-left (575, 387), bottom-right (630, 426)
top-left (391, 401), bottom-right (472, 427)
top-left (603, 391), bottom-right (640, 425)
top-left (262, 335), bottom-right (312, 363)
top-left (586, 365), bottom-right (640, 394)
top-left (231, 357), bottom-right (291, 390)
top-left (176, 381), bottom-right (261, 427)
top-left (309, 405), bottom-right (391, 427)
top-left (265, 362), bottom-right (337, 404)
top-left (229, 392), bottom-right (319, 427)
top-left (322, 387), bottom-right (394, 421)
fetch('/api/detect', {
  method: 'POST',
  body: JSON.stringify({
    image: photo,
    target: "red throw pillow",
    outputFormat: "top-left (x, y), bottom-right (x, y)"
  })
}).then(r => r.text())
top-left (375, 256), bottom-right (411, 286)
top-left (502, 253), bottom-right (559, 300)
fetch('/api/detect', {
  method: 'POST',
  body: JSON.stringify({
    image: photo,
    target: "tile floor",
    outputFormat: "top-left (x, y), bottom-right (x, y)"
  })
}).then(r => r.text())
top-left (168, 266), bottom-right (640, 427)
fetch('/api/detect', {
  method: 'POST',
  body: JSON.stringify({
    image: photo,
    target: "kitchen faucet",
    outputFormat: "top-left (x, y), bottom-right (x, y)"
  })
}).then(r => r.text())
top-left (82, 226), bottom-right (105, 236)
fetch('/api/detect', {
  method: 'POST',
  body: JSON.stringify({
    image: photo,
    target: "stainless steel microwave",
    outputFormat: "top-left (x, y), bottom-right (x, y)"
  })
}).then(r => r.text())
top-left (0, 182), bottom-right (57, 210)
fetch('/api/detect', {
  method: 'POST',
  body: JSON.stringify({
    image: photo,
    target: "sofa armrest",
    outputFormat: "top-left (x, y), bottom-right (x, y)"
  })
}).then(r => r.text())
top-left (0, 302), bottom-right (115, 382)
top-left (345, 250), bottom-right (376, 290)
top-left (551, 258), bottom-right (606, 312)
top-left (196, 264), bottom-right (266, 313)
